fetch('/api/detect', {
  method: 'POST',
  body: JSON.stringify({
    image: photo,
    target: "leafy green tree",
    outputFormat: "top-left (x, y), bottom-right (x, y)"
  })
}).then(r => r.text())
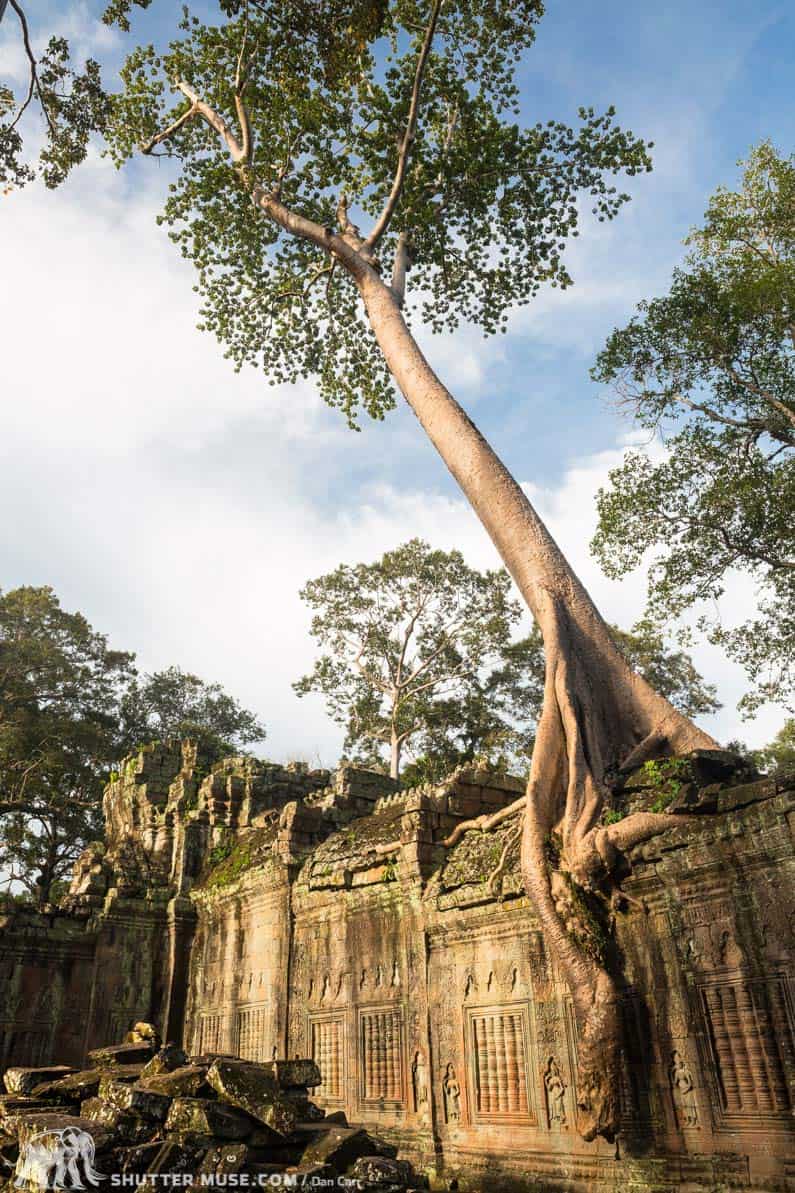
top-left (294, 540), bottom-right (522, 778)
top-left (93, 0), bottom-right (734, 1138)
top-left (404, 619), bottom-right (720, 785)
top-left (120, 665), bottom-right (266, 760)
top-left (0, 586), bottom-right (135, 906)
top-left (0, 586), bottom-right (266, 904)
top-left (0, 1), bottom-right (110, 191)
top-left (754, 719), bottom-right (795, 774)
top-left (592, 143), bottom-right (794, 715)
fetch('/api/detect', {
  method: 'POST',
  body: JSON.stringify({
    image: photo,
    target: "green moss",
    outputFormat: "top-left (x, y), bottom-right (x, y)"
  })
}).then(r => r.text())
top-left (602, 808), bottom-right (624, 825)
top-left (559, 871), bottom-right (611, 967)
top-left (382, 861), bottom-right (397, 883)
top-left (202, 827), bottom-right (272, 890)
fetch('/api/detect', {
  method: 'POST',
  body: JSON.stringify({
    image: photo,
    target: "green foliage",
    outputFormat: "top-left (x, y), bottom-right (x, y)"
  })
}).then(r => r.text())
top-left (401, 617), bottom-right (717, 785)
top-left (294, 539), bottom-right (525, 777)
top-left (754, 719), bottom-right (795, 774)
top-left (0, 585), bottom-right (266, 904)
top-left (0, 6), bottom-right (110, 191)
top-left (203, 827), bottom-right (270, 888)
top-left (592, 142), bottom-right (795, 715)
top-left (0, 585), bottom-right (135, 906)
top-left (99, 0), bottom-right (652, 427)
top-left (637, 756), bottom-right (691, 812)
top-left (119, 665), bottom-right (266, 762)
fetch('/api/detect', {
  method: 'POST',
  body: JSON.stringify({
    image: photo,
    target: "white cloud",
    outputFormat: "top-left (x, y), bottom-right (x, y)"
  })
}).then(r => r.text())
top-left (1, 35), bottom-right (789, 772)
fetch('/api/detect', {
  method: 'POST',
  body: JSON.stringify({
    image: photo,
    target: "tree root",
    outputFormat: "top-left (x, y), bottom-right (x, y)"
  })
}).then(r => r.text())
top-left (487, 822), bottom-right (523, 895)
top-left (442, 794), bottom-right (525, 848)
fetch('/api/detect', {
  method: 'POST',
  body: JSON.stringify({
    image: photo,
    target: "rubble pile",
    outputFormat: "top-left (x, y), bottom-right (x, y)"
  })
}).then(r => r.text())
top-left (0, 1025), bottom-right (422, 1191)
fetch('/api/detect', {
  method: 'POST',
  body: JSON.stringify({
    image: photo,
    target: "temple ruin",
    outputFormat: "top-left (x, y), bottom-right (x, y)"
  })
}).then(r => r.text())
top-left (1, 741), bottom-right (794, 1190)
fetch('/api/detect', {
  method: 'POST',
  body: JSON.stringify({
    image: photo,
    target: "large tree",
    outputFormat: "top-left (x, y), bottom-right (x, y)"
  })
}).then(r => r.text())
top-left (294, 539), bottom-right (523, 778)
top-left (38, 0), bottom-right (731, 1138)
top-left (404, 618), bottom-right (720, 785)
top-left (592, 143), bottom-right (794, 715)
top-left (0, 586), bottom-right (266, 904)
top-left (0, 586), bottom-right (135, 905)
top-left (120, 665), bottom-right (266, 760)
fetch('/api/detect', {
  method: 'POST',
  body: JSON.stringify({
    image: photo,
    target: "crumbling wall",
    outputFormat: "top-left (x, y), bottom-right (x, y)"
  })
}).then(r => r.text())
top-left (2, 741), bottom-right (794, 1191)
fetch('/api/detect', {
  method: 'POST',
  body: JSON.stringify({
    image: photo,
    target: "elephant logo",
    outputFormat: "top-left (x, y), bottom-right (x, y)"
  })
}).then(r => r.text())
top-left (14, 1127), bottom-right (105, 1190)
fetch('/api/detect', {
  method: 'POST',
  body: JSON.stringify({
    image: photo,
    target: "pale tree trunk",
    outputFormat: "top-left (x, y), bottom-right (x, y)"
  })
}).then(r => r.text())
top-left (390, 731), bottom-right (401, 781)
top-left (356, 268), bottom-right (718, 1140)
top-left (144, 82), bottom-right (720, 1143)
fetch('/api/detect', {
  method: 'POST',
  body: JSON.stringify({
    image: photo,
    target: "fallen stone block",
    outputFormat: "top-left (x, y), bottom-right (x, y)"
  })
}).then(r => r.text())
top-left (101, 1079), bottom-right (172, 1121)
top-left (140, 1044), bottom-right (188, 1080)
top-left (87, 1042), bottom-right (156, 1068)
top-left (301, 1127), bottom-right (396, 1173)
top-left (9, 1112), bottom-right (114, 1156)
top-left (197, 1142), bottom-right (249, 1178)
top-left (206, 1059), bottom-right (297, 1137)
top-left (137, 1064), bottom-right (212, 1099)
top-left (80, 1097), bottom-right (153, 1145)
top-left (0, 1096), bottom-right (66, 1122)
top-left (33, 1064), bottom-right (143, 1103)
top-left (165, 1097), bottom-right (254, 1140)
top-left (349, 1156), bottom-right (414, 1190)
top-left (261, 1060), bottom-right (321, 1089)
top-left (124, 1022), bottom-right (161, 1048)
top-left (3, 1067), bottom-right (75, 1096)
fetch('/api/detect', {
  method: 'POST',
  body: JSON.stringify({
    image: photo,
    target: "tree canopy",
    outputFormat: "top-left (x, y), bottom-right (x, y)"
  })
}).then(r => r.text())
top-left (94, 0), bottom-right (650, 428)
top-left (293, 539), bottom-right (523, 778)
top-left (295, 542), bottom-right (721, 783)
top-left (592, 143), bottom-right (794, 715)
top-left (0, 585), bottom-right (265, 905)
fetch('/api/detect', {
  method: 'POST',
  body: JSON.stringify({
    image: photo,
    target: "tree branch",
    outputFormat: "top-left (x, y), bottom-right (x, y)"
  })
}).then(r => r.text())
top-left (7, 0), bottom-right (55, 135)
top-left (364, 0), bottom-right (443, 250)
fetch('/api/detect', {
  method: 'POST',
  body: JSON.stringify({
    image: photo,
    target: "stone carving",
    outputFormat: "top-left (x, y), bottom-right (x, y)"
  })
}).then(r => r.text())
top-left (470, 1009), bottom-right (530, 1118)
top-left (443, 1062), bottom-right (461, 1123)
top-left (670, 1050), bottom-right (698, 1127)
top-left (312, 1016), bottom-right (344, 1100)
top-left (361, 1007), bottom-right (403, 1102)
top-left (464, 971), bottom-right (477, 998)
top-left (411, 1050), bottom-right (428, 1112)
top-left (543, 1056), bottom-right (567, 1129)
top-left (701, 978), bottom-right (795, 1118)
top-left (390, 958), bottom-right (400, 988)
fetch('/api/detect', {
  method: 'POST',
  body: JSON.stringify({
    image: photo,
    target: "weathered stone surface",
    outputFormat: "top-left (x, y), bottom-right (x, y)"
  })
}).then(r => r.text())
top-left (3, 1067), bottom-right (74, 1096)
top-left (348, 1156), bottom-right (414, 1191)
top-left (197, 1142), bottom-right (250, 1178)
top-left (34, 1065), bottom-right (143, 1103)
top-left (124, 1021), bottom-right (161, 1048)
top-left (87, 1042), bottom-right (155, 1067)
top-left (301, 1127), bottom-right (396, 1173)
top-left (139, 1044), bottom-right (188, 1079)
top-left (263, 1060), bottom-right (321, 1089)
top-left (0, 1095), bottom-right (66, 1120)
top-left (101, 1079), bottom-right (171, 1121)
top-left (206, 1059), bottom-right (297, 1137)
top-left (80, 1097), bottom-right (152, 1144)
top-left (164, 1097), bottom-right (253, 1140)
top-left (138, 1064), bottom-right (211, 1099)
top-left (9, 1112), bottom-right (113, 1154)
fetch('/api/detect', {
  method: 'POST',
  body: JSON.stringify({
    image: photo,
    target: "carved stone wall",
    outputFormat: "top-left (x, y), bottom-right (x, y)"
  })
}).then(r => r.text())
top-left (1, 742), bottom-right (793, 1192)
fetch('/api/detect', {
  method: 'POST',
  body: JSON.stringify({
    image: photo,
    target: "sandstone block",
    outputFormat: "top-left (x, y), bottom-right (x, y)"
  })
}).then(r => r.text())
top-left (88, 1042), bottom-right (155, 1067)
top-left (138, 1064), bottom-right (211, 1099)
top-left (301, 1126), bottom-right (396, 1173)
top-left (102, 1079), bottom-right (171, 1121)
top-left (348, 1156), bottom-right (414, 1190)
top-left (165, 1097), bottom-right (253, 1140)
top-left (206, 1058), bottom-right (297, 1137)
top-left (140, 1044), bottom-right (188, 1079)
top-left (4, 1067), bottom-right (75, 1096)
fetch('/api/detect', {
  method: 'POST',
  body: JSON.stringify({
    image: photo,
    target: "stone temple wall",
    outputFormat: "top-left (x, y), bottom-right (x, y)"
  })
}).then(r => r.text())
top-left (1, 741), bottom-right (794, 1191)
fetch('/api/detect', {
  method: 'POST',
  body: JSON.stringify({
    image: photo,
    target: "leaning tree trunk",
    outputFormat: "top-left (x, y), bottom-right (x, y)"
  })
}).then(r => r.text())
top-left (357, 268), bottom-right (718, 1141)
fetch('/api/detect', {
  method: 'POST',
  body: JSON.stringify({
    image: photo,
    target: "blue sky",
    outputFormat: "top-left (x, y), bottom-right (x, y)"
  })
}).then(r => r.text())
top-left (0, 0), bottom-right (792, 763)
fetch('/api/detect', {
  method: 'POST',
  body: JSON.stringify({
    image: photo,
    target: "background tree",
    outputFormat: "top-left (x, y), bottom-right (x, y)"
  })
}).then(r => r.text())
top-left (100, 0), bottom-right (731, 1138)
top-left (0, 585), bottom-right (134, 906)
top-left (754, 719), bottom-right (795, 774)
top-left (592, 143), bottom-right (794, 715)
top-left (0, 585), bottom-right (266, 905)
top-left (294, 540), bottom-right (522, 779)
top-left (403, 619), bottom-right (720, 785)
top-left (120, 665), bottom-right (266, 761)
